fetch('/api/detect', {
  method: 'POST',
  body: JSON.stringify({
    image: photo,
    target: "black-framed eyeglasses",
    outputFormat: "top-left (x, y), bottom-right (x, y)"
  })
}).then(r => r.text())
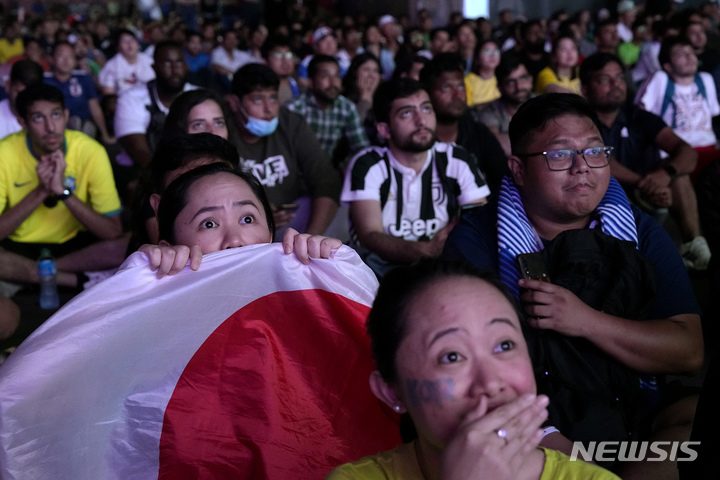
top-left (516, 146), bottom-right (613, 171)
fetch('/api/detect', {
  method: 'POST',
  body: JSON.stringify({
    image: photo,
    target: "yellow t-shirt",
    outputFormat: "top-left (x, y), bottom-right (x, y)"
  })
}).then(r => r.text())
top-left (534, 66), bottom-right (581, 94)
top-left (326, 444), bottom-right (620, 480)
top-left (464, 73), bottom-right (501, 107)
top-left (0, 38), bottom-right (24, 64)
top-left (0, 130), bottom-right (122, 244)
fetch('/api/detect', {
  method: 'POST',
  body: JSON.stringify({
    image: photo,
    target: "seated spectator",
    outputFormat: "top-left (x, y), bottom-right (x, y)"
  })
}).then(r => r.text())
top-left (616, 0), bottom-right (637, 43)
top-left (581, 52), bottom-right (710, 270)
top-left (595, 19), bottom-right (622, 55)
top-left (684, 20), bottom-right (720, 73)
top-left (144, 161), bottom-right (342, 276)
top-left (327, 259), bottom-right (619, 480)
top-left (286, 54), bottom-right (369, 162)
top-left (464, 39), bottom-right (502, 108)
top-left (478, 56), bottom-right (535, 157)
top-left (417, 27), bottom-right (452, 59)
top-left (115, 41), bottom-right (195, 168)
top-left (636, 36), bottom-right (720, 181)
top-left (444, 93), bottom-right (703, 478)
top-left (453, 20), bottom-right (478, 75)
top-left (44, 42), bottom-right (115, 145)
top-left (633, 20), bottom-right (676, 85)
top-left (535, 35), bottom-right (581, 94)
top-left (184, 30), bottom-right (209, 72)
top-left (0, 59), bottom-right (44, 140)
top-left (226, 63), bottom-right (340, 239)
top-left (210, 29), bottom-right (258, 92)
top-left (502, 20), bottom-right (550, 82)
top-left (420, 53), bottom-right (509, 193)
top-left (337, 24), bottom-right (364, 67)
top-left (618, 18), bottom-right (648, 67)
top-left (342, 52), bottom-right (381, 122)
top-left (0, 84), bottom-right (122, 289)
top-left (246, 24), bottom-right (268, 61)
top-left (160, 89), bottom-right (230, 141)
top-left (297, 27), bottom-right (346, 91)
top-left (363, 25), bottom-right (395, 81)
top-left (342, 78), bottom-right (490, 277)
top-left (377, 15), bottom-right (401, 79)
top-left (98, 29), bottom-right (155, 96)
top-left (21, 38), bottom-right (51, 72)
top-left (0, 17), bottom-right (24, 64)
top-left (262, 35), bottom-right (298, 106)
top-left (391, 53), bottom-right (429, 82)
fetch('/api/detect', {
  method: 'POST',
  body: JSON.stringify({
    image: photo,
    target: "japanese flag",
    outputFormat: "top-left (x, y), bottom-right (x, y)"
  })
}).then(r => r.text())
top-left (0, 244), bottom-right (400, 479)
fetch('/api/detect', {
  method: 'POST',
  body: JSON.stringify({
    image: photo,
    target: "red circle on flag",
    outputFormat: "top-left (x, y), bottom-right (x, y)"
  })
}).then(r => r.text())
top-left (158, 289), bottom-right (400, 479)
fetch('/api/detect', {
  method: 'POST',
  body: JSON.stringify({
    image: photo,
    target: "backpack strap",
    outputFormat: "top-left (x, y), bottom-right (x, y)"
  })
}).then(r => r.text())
top-left (660, 73), bottom-right (708, 129)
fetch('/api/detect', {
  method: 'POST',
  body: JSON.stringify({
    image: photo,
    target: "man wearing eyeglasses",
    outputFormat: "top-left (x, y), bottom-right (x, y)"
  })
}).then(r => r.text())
top-left (581, 52), bottom-right (710, 271)
top-left (263, 36), bottom-right (299, 106)
top-left (444, 93), bottom-right (702, 479)
top-left (478, 55), bottom-right (535, 157)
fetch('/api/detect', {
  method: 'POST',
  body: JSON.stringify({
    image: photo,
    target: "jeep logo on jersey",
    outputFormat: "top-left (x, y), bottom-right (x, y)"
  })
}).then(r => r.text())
top-left (241, 155), bottom-right (289, 187)
top-left (389, 218), bottom-right (441, 238)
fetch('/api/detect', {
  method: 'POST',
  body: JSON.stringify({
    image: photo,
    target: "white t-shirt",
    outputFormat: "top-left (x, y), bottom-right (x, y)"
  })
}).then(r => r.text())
top-left (210, 47), bottom-right (258, 73)
top-left (636, 70), bottom-right (720, 148)
top-left (114, 82), bottom-right (197, 139)
top-left (342, 144), bottom-right (490, 243)
top-left (98, 52), bottom-right (156, 95)
top-left (0, 99), bottom-right (22, 141)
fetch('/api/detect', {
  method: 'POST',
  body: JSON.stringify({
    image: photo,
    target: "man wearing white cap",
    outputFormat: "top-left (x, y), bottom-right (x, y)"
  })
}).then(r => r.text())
top-left (378, 15), bottom-right (400, 79)
top-left (617, 1), bottom-right (637, 43)
top-left (297, 27), bottom-right (347, 91)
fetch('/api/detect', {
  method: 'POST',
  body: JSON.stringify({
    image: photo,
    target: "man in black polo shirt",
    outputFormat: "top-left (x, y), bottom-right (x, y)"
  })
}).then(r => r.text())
top-left (581, 52), bottom-right (710, 269)
top-left (419, 53), bottom-right (509, 194)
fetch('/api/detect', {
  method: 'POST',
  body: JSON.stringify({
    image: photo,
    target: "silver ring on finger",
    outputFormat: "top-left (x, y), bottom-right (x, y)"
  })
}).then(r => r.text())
top-left (496, 428), bottom-right (509, 445)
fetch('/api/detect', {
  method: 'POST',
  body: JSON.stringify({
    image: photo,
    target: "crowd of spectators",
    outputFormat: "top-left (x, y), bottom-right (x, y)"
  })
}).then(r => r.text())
top-left (3, 1), bottom-right (720, 478)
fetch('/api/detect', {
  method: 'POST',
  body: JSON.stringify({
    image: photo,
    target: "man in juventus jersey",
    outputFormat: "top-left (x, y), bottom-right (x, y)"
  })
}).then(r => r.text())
top-left (341, 78), bottom-right (490, 277)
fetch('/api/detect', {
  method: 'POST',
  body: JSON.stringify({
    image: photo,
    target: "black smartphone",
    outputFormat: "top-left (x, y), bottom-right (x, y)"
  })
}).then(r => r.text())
top-left (516, 252), bottom-right (550, 282)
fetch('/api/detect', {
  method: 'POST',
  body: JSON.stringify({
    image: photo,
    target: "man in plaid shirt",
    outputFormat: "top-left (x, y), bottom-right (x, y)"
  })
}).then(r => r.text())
top-left (286, 54), bottom-right (369, 164)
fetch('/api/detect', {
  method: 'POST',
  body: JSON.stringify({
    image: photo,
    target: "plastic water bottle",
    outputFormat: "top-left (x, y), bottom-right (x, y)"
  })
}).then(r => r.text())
top-left (38, 248), bottom-right (59, 309)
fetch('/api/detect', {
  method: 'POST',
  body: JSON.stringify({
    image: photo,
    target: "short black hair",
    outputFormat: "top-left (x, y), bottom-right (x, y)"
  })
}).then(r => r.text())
top-left (520, 19), bottom-right (543, 39)
top-left (367, 258), bottom-right (523, 383)
top-left (261, 34), bottom-right (291, 59)
top-left (392, 52), bottom-right (428, 81)
top-left (231, 63), bottom-right (279, 98)
top-left (418, 52), bottom-right (464, 91)
top-left (114, 28), bottom-right (138, 48)
top-left (157, 162), bottom-right (275, 243)
top-left (509, 93), bottom-right (602, 155)
top-left (659, 35), bottom-right (693, 66)
top-left (16, 83), bottom-right (65, 120)
top-left (579, 52), bottom-right (625, 86)
top-left (308, 54), bottom-right (339, 79)
top-left (185, 29), bottom-right (201, 41)
top-left (594, 18), bottom-right (616, 37)
top-left (373, 78), bottom-right (427, 124)
top-left (495, 54), bottom-right (527, 84)
top-left (51, 41), bottom-right (73, 56)
top-left (9, 59), bottom-right (44, 87)
top-left (153, 40), bottom-right (184, 63)
top-left (429, 27), bottom-right (450, 42)
top-left (151, 132), bottom-right (239, 194)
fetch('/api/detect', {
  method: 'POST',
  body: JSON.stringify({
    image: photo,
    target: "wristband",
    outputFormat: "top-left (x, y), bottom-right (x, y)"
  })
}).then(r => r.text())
top-left (542, 426), bottom-right (560, 437)
top-left (57, 188), bottom-right (73, 200)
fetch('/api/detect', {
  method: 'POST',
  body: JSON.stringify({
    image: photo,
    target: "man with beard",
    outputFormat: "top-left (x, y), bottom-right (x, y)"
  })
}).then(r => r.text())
top-left (478, 55), bottom-right (535, 157)
top-left (286, 55), bottom-right (369, 161)
top-left (581, 52), bottom-right (709, 269)
top-left (115, 41), bottom-right (195, 169)
top-left (502, 19), bottom-right (550, 82)
top-left (0, 84), bottom-right (122, 289)
top-left (419, 53), bottom-right (509, 193)
top-left (341, 78), bottom-right (490, 277)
